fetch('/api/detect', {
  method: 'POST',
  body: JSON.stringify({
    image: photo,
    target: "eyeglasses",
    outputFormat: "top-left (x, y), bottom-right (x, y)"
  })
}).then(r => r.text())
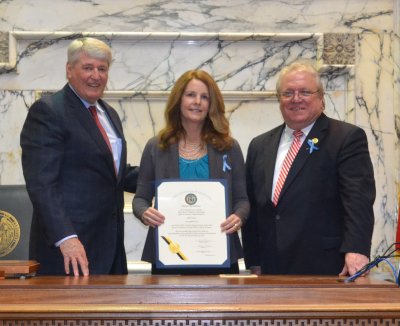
top-left (279, 90), bottom-right (320, 99)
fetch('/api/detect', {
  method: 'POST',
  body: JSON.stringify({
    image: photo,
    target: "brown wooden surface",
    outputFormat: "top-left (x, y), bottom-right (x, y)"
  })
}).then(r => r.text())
top-left (0, 273), bottom-right (399, 313)
top-left (1, 272), bottom-right (400, 326)
top-left (0, 260), bottom-right (39, 276)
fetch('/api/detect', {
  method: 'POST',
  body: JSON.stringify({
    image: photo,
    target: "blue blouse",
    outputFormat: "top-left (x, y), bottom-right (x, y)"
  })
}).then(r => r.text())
top-left (179, 154), bottom-right (209, 179)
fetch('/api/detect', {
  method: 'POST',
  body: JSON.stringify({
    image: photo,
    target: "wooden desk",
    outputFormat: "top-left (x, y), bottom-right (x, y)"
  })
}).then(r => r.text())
top-left (0, 274), bottom-right (399, 325)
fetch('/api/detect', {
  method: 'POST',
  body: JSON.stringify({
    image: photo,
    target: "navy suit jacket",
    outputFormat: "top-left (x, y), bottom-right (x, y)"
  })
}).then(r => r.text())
top-left (20, 84), bottom-right (137, 275)
top-left (242, 113), bottom-right (375, 275)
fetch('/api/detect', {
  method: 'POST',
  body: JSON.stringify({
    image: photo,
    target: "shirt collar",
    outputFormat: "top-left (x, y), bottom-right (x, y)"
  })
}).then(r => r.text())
top-left (68, 83), bottom-right (101, 111)
top-left (284, 121), bottom-right (315, 138)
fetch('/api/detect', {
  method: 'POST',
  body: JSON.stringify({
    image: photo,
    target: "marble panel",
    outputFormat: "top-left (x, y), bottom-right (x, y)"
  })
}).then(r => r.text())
top-left (0, 32), bottom-right (321, 91)
top-left (0, 90), bottom-right (34, 185)
top-left (356, 33), bottom-right (400, 252)
top-left (0, 0), bottom-right (394, 34)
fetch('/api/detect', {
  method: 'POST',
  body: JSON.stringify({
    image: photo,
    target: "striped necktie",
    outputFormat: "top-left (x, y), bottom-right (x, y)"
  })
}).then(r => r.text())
top-left (272, 130), bottom-right (303, 206)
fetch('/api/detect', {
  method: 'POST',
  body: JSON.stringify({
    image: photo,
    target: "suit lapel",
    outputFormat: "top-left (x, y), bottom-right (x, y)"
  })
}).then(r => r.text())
top-left (208, 145), bottom-right (223, 179)
top-left (65, 86), bottom-right (117, 177)
top-left (278, 113), bottom-right (329, 201)
top-left (167, 142), bottom-right (180, 178)
top-left (265, 126), bottom-right (285, 200)
top-left (99, 99), bottom-right (123, 138)
top-left (99, 99), bottom-right (126, 180)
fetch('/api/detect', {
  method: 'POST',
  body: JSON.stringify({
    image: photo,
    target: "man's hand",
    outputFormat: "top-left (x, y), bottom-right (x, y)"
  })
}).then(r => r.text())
top-left (339, 252), bottom-right (369, 276)
top-left (59, 237), bottom-right (89, 276)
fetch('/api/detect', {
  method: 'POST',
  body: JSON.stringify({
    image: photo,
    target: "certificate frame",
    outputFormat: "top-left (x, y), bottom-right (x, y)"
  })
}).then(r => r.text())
top-left (154, 179), bottom-right (230, 270)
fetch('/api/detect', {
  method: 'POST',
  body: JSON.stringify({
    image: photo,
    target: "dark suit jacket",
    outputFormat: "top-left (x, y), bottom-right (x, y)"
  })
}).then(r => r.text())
top-left (133, 137), bottom-right (250, 265)
top-left (20, 84), bottom-right (138, 275)
top-left (242, 113), bottom-right (375, 275)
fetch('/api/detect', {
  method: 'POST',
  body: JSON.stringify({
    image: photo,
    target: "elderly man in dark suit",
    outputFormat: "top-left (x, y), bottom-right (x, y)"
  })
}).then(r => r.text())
top-left (242, 60), bottom-right (375, 276)
top-left (20, 37), bottom-right (138, 276)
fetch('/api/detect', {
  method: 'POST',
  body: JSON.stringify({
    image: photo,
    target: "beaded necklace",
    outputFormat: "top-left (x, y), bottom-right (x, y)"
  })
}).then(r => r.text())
top-left (179, 139), bottom-right (207, 160)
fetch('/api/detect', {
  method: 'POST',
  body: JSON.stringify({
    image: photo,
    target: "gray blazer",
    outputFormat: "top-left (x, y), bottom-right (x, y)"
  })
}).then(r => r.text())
top-left (133, 136), bottom-right (249, 264)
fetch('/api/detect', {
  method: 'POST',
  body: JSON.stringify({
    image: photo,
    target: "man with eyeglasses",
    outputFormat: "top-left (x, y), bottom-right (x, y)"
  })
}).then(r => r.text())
top-left (242, 60), bottom-right (375, 276)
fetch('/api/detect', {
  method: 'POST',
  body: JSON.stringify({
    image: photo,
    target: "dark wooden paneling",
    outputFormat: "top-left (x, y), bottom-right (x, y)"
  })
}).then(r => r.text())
top-left (0, 274), bottom-right (399, 324)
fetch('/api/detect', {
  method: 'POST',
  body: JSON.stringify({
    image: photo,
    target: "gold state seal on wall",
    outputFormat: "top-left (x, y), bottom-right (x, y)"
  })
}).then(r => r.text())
top-left (0, 210), bottom-right (21, 257)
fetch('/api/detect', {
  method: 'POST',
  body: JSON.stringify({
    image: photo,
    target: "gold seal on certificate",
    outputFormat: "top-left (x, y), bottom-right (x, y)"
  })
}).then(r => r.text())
top-left (155, 180), bottom-right (230, 268)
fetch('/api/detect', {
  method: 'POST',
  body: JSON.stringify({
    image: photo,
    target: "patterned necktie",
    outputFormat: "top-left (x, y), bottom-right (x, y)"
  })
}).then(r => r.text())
top-left (88, 106), bottom-right (113, 153)
top-left (272, 130), bottom-right (303, 206)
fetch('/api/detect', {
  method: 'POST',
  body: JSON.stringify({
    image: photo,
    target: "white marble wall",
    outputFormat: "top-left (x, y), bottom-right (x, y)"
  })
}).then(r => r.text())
top-left (0, 0), bottom-right (399, 267)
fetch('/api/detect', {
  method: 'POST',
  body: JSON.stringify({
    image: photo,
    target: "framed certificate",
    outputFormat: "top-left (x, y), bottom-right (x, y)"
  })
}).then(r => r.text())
top-left (155, 179), bottom-right (230, 269)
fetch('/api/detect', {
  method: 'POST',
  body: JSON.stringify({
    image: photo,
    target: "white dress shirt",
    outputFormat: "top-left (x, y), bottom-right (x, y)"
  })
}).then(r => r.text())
top-left (271, 123), bottom-right (314, 201)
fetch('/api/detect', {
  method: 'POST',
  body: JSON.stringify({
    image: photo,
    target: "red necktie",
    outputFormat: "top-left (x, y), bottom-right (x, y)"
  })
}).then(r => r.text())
top-left (88, 106), bottom-right (113, 153)
top-left (273, 130), bottom-right (303, 206)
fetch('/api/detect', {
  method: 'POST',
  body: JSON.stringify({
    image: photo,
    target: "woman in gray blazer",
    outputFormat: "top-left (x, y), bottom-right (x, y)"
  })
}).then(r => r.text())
top-left (133, 70), bottom-right (249, 274)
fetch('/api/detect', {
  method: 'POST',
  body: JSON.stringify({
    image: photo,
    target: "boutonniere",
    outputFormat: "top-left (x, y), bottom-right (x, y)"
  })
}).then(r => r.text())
top-left (307, 138), bottom-right (319, 154)
top-left (222, 154), bottom-right (231, 172)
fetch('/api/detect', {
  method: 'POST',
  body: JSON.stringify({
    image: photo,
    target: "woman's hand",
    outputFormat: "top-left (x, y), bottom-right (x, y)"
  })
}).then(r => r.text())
top-left (221, 214), bottom-right (242, 234)
top-left (141, 207), bottom-right (165, 227)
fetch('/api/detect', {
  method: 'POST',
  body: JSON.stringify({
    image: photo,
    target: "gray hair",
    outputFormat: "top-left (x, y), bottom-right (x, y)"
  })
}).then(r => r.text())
top-left (67, 37), bottom-right (112, 66)
top-left (276, 60), bottom-right (324, 94)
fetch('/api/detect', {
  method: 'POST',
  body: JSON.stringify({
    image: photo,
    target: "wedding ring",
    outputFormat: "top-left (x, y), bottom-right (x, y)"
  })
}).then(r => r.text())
top-left (234, 223), bottom-right (238, 228)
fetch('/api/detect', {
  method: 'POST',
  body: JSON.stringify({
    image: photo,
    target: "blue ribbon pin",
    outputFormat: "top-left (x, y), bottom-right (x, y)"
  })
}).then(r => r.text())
top-left (307, 138), bottom-right (319, 154)
top-left (222, 154), bottom-right (231, 172)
